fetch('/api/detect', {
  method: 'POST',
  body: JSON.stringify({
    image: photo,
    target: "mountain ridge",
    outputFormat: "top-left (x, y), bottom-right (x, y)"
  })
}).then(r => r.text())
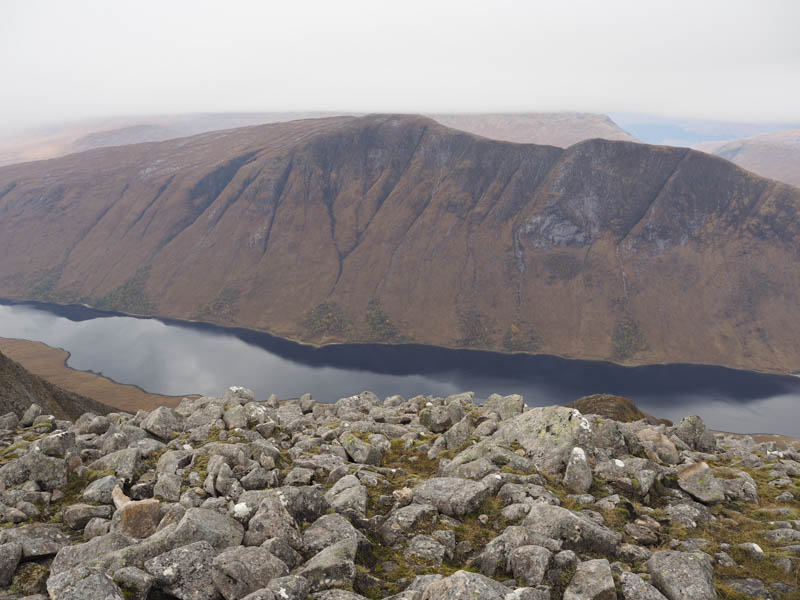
top-left (0, 114), bottom-right (798, 374)
top-left (0, 111), bottom-right (634, 168)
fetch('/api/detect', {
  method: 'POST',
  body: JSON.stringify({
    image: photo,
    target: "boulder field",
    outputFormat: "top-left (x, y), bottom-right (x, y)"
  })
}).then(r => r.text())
top-left (0, 387), bottom-right (798, 599)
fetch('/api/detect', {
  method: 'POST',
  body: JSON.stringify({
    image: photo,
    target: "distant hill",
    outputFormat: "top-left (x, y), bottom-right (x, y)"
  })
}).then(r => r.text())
top-left (695, 130), bottom-right (800, 188)
top-left (0, 115), bottom-right (798, 374)
top-left (0, 112), bottom-right (334, 167)
top-left (429, 113), bottom-right (637, 146)
top-left (0, 350), bottom-right (111, 420)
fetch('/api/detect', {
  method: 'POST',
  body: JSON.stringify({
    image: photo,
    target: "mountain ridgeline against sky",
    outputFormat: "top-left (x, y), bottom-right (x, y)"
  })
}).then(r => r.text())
top-left (0, 111), bottom-right (632, 167)
top-left (0, 115), bottom-right (798, 373)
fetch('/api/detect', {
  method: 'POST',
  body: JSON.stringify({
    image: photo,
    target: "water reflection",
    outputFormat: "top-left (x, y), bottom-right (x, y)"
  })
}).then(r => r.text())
top-left (1, 299), bottom-right (798, 436)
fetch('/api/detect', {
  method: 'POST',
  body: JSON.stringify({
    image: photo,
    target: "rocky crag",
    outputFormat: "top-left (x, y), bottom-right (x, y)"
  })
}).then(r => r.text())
top-left (0, 387), bottom-right (798, 599)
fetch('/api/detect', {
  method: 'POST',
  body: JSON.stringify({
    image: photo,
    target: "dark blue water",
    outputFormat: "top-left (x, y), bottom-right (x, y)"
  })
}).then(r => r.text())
top-left (1, 299), bottom-right (799, 436)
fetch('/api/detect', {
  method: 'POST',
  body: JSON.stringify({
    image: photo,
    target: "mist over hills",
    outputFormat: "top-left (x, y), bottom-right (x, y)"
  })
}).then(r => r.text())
top-left (0, 114), bottom-right (798, 374)
top-left (695, 129), bottom-right (800, 188)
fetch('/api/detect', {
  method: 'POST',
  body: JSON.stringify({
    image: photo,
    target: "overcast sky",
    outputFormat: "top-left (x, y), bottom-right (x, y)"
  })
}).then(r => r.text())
top-left (1, 0), bottom-right (799, 136)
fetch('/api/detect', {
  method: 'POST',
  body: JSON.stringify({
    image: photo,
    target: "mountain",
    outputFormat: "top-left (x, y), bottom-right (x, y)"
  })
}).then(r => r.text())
top-left (0, 350), bottom-right (110, 420)
top-left (429, 112), bottom-right (637, 146)
top-left (695, 129), bottom-right (800, 188)
top-left (0, 114), bottom-right (798, 374)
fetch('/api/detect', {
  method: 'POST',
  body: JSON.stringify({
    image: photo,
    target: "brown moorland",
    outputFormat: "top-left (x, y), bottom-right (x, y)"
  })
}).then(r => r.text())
top-left (0, 114), bottom-right (798, 374)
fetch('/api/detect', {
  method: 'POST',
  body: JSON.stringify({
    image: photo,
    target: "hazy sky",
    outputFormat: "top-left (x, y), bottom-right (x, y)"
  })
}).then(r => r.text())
top-left (1, 0), bottom-right (799, 135)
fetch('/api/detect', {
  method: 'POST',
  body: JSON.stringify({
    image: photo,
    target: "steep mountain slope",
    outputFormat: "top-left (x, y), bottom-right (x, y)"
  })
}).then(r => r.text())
top-left (0, 350), bottom-right (111, 420)
top-left (0, 115), bottom-right (798, 373)
top-left (429, 112), bottom-right (637, 146)
top-left (695, 129), bottom-right (800, 188)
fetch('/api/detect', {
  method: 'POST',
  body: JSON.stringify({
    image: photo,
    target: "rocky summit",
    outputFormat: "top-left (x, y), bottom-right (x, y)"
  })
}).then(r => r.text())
top-left (0, 387), bottom-right (798, 600)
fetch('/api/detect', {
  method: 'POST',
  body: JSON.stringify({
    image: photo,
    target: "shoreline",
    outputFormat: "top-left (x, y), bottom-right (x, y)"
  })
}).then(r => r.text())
top-left (0, 295), bottom-right (794, 380)
top-left (0, 337), bottom-right (188, 412)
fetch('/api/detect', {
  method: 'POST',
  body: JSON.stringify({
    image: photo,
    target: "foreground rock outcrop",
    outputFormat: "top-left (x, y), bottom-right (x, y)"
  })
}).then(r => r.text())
top-left (0, 386), bottom-right (798, 599)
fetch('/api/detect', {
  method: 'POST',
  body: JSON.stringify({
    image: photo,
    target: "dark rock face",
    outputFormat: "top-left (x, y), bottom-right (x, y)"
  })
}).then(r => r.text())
top-left (1, 115), bottom-right (799, 373)
top-left (0, 385), bottom-right (798, 599)
top-left (0, 351), bottom-right (111, 420)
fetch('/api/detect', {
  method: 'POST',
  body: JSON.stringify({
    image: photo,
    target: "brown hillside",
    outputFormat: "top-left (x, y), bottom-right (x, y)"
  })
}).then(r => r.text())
top-left (0, 115), bottom-right (798, 373)
top-left (567, 394), bottom-right (669, 426)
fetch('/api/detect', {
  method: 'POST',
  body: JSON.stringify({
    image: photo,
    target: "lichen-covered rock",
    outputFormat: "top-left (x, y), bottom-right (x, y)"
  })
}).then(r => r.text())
top-left (564, 558), bottom-right (616, 600)
top-left (491, 406), bottom-right (596, 474)
top-left (47, 565), bottom-right (125, 600)
top-left (244, 496), bottom-right (302, 549)
top-left (62, 503), bottom-right (113, 530)
top-left (51, 532), bottom-right (134, 575)
top-left (88, 447), bottom-right (141, 482)
top-left (298, 538), bottom-right (357, 592)
top-left (325, 474), bottom-right (367, 517)
top-left (404, 534), bottom-right (447, 566)
top-left (145, 540), bottom-right (219, 600)
top-left (83, 474), bottom-right (119, 504)
top-left (507, 544), bottom-right (552, 586)
top-left (0, 523), bottom-right (72, 558)
top-left (677, 462), bottom-right (725, 504)
top-left (171, 507), bottom-right (244, 551)
top-left (523, 504), bottom-right (621, 555)
top-left (636, 429), bottom-right (680, 465)
top-left (563, 446), bottom-right (593, 493)
top-left (420, 570), bottom-right (512, 600)
top-left (646, 551), bottom-right (716, 600)
top-left (340, 432), bottom-right (382, 465)
top-left (113, 566), bottom-right (155, 600)
top-left (0, 541), bottom-right (22, 587)
top-left (482, 393), bottom-right (524, 420)
top-left (619, 572), bottom-right (668, 600)
top-left (412, 477), bottom-right (489, 517)
top-left (265, 574), bottom-right (309, 600)
top-left (380, 503), bottom-right (439, 545)
top-left (211, 546), bottom-right (289, 600)
top-left (672, 416), bottom-right (716, 453)
top-left (141, 406), bottom-right (182, 440)
top-left (303, 513), bottom-right (371, 556)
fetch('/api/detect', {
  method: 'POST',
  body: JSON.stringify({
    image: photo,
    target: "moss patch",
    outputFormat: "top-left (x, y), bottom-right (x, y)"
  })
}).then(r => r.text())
top-left (304, 301), bottom-right (351, 336)
top-left (502, 322), bottom-right (539, 352)
top-left (95, 264), bottom-right (153, 314)
top-left (193, 287), bottom-right (241, 321)
top-left (365, 298), bottom-right (401, 342)
top-left (458, 310), bottom-right (492, 347)
top-left (612, 317), bottom-right (648, 360)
